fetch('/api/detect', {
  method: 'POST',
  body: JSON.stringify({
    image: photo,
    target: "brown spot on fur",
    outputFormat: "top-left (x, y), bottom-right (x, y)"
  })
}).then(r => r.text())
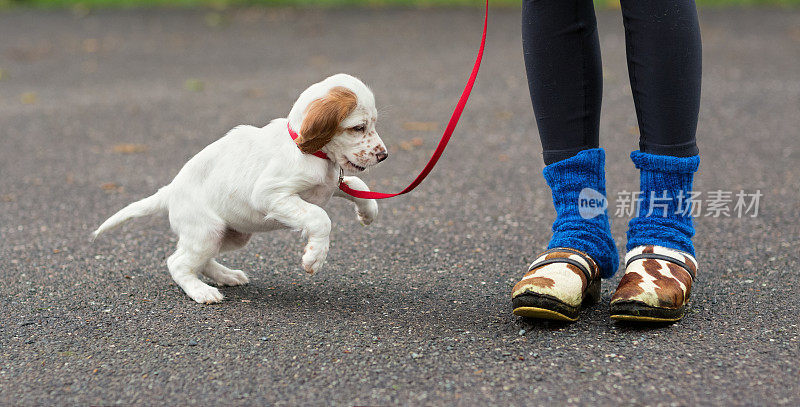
top-left (641, 258), bottom-right (661, 275)
top-left (683, 255), bottom-right (697, 276)
top-left (524, 251), bottom-right (590, 291)
top-left (528, 251), bottom-right (578, 276)
top-left (611, 272), bottom-right (646, 301)
top-left (513, 277), bottom-right (555, 293)
top-left (565, 263), bottom-right (588, 291)
top-left (642, 246), bottom-right (655, 254)
top-left (297, 86), bottom-right (357, 154)
top-left (543, 250), bottom-right (597, 279)
top-left (642, 259), bottom-right (685, 308)
top-left (544, 252), bottom-right (568, 260)
top-left (667, 262), bottom-right (693, 301)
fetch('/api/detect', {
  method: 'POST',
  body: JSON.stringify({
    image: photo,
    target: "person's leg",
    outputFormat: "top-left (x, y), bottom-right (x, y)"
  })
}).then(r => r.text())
top-left (513, 0), bottom-right (618, 322)
top-left (612, 0), bottom-right (702, 322)
top-left (621, 0), bottom-right (701, 157)
top-left (522, 0), bottom-right (602, 165)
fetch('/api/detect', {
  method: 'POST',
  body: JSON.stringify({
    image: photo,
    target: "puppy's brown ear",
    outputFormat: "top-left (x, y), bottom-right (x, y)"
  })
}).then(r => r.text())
top-left (297, 86), bottom-right (358, 154)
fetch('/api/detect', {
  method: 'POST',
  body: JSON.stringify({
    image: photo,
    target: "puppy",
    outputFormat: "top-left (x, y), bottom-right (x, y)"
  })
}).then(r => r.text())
top-left (93, 74), bottom-right (387, 304)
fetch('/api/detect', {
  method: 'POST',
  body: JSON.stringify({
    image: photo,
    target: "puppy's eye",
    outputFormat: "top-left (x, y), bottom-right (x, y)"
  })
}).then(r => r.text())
top-left (351, 125), bottom-right (366, 132)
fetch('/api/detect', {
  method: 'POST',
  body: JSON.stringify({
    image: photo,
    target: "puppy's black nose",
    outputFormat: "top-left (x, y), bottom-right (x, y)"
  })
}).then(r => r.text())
top-left (376, 151), bottom-right (388, 162)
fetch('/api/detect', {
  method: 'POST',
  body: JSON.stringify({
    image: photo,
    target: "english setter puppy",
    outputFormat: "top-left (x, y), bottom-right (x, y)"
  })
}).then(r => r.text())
top-left (93, 74), bottom-right (387, 303)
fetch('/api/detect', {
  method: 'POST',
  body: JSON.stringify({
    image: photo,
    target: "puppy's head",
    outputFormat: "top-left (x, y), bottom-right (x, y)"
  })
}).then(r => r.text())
top-left (289, 74), bottom-right (387, 173)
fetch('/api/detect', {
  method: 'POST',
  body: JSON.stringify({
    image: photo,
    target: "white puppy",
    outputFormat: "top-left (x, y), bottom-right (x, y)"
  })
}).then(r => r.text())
top-left (93, 74), bottom-right (387, 304)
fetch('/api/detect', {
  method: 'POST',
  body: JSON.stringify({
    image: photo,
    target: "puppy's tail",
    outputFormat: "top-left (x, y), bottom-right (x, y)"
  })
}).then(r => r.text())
top-left (92, 187), bottom-right (169, 241)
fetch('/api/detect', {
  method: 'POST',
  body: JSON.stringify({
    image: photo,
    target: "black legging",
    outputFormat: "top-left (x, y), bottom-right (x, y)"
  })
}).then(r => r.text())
top-left (522, 0), bottom-right (702, 165)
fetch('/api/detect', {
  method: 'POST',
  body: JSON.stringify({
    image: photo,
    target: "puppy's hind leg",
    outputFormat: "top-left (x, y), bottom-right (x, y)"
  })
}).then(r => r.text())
top-left (167, 234), bottom-right (224, 304)
top-left (203, 260), bottom-right (249, 287)
top-left (202, 229), bottom-right (251, 287)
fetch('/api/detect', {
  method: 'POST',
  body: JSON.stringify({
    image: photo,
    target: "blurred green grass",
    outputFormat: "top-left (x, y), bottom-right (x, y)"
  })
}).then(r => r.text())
top-left (2, 0), bottom-right (799, 9)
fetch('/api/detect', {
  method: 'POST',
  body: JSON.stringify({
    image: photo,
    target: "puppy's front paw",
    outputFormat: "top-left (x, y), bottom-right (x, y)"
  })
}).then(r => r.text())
top-left (356, 200), bottom-right (378, 226)
top-left (186, 284), bottom-right (224, 304)
top-left (302, 241), bottom-right (329, 274)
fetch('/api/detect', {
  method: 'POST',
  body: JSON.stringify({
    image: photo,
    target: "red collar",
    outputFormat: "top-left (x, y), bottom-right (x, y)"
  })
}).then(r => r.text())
top-left (287, 122), bottom-right (329, 160)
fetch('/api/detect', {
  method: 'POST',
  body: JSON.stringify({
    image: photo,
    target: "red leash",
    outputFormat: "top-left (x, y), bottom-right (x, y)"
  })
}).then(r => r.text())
top-left (295, 0), bottom-right (488, 200)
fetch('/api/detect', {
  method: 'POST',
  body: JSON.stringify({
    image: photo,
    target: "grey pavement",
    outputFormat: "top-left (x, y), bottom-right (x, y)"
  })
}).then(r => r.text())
top-left (1, 7), bottom-right (798, 406)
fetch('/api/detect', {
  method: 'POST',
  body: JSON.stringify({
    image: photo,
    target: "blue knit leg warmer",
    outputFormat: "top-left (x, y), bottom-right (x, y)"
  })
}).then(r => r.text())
top-left (543, 148), bottom-right (619, 279)
top-left (626, 151), bottom-right (701, 255)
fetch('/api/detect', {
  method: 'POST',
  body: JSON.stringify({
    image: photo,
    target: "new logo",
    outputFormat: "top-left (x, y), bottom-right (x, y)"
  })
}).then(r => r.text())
top-left (578, 188), bottom-right (607, 219)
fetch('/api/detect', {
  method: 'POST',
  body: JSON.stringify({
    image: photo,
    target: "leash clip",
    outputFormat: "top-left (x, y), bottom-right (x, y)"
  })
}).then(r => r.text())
top-left (337, 167), bottom-right (344, 187)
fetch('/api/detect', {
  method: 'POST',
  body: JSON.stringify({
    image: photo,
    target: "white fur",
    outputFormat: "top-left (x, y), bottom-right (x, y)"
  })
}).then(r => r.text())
top-left (93, 74), bottom-right (386, 304)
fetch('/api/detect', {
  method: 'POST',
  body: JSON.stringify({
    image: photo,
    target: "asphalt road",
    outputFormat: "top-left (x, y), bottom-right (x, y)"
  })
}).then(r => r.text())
top-left (1, 6), bottom-right (798, 406)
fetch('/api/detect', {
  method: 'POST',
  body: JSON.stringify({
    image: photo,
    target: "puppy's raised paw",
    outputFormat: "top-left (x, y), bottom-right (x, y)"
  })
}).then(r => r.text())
top-left (356, 199), bottom-right (378, 226)
top-left (302, 242), bottom-right (329, 274)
